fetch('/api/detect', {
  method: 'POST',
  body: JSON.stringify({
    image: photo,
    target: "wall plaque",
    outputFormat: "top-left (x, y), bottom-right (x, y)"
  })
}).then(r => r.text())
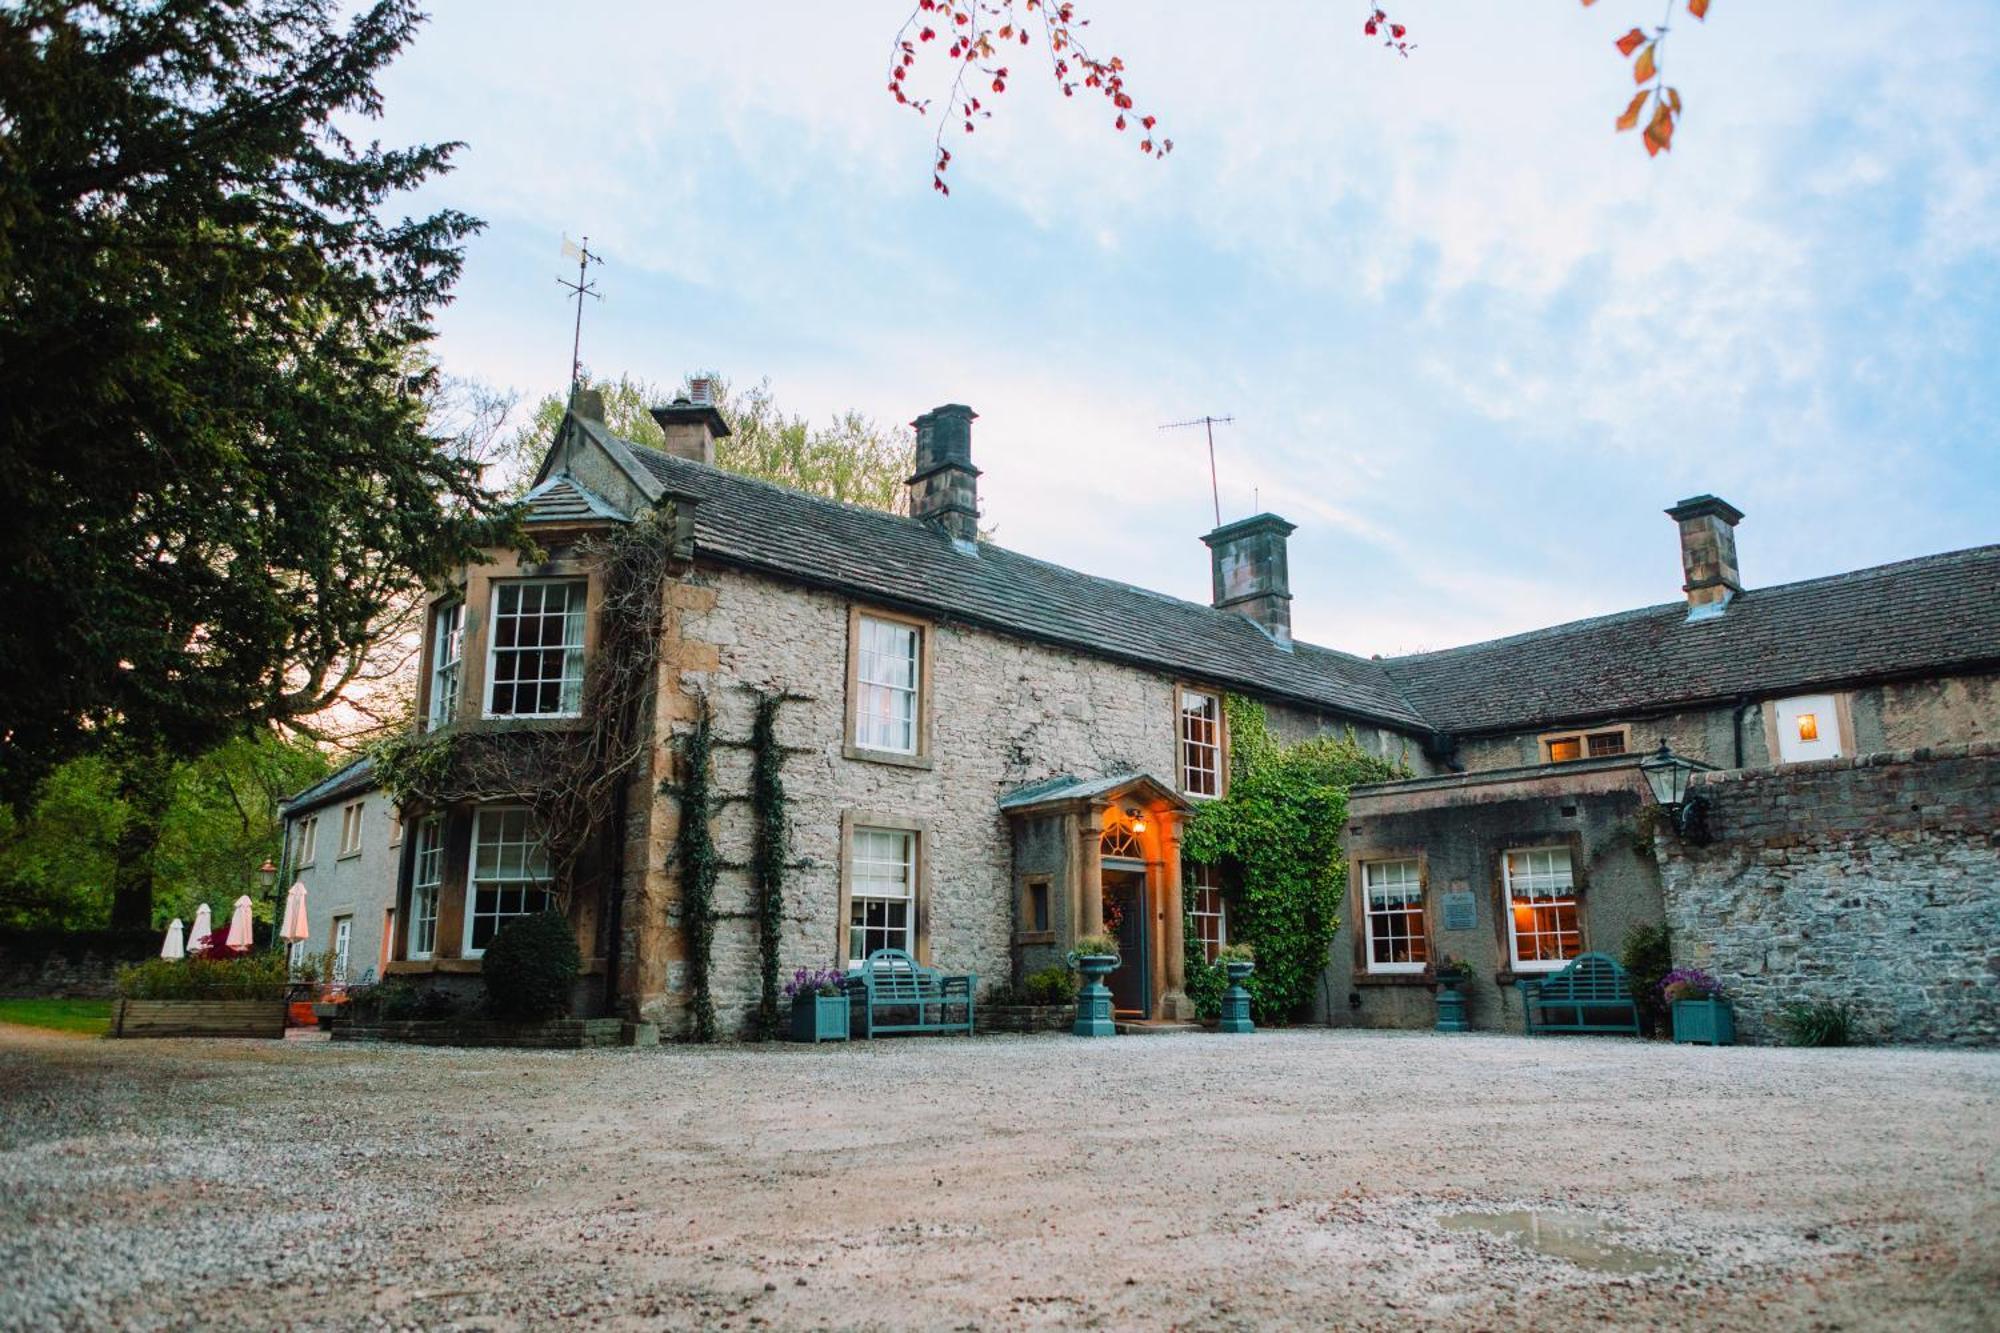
top-left (1442, 888), bottom-right (1478, 932)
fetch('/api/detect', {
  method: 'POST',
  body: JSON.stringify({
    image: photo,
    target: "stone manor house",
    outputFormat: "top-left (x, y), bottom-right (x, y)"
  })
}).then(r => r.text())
top-left (280, 389), bottom-right (2000, 1043)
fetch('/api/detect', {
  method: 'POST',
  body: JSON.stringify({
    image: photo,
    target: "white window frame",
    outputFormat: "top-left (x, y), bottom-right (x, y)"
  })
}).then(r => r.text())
top-left (1187, 861), bottom-right (1228, 963)
top-left (852, 614), bottom-right (921, 755)
top-left (298, 815), bottom-right (318, 867)
top-left (331, 916), bottom-right (352, 984)
top-left (462, 806), bottom-right (554, 959)
top-left (1502, 845), bottom-right (1582, 973)
top-left (407, 814), bottom-right (444, 961)
top-left (427, 600), bottom-right (464, 731)
top-left (1361, 858), bottom-right (1427, 975)
top-left (483, 579), bottom-right (587, 720)
top-left (847, 825), bottom-right (916, 966)
top-left (337, 800), bottom-right (364, 859)
top-left (1179, 687), bottom-right (1223, 798)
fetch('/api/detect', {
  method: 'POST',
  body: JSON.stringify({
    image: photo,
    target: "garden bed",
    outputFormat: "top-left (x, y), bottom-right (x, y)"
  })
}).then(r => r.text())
top-left (333, 1016), bottom-right (635, 1049)
top-left (112, 998), bottom-right (286, 1038)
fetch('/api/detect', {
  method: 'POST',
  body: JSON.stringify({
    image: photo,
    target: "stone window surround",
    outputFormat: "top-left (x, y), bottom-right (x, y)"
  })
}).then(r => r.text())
top-left (1537, 723), bottom-right (1632, 764)
top-left (842, 604), bottom-right (935, 769)
top-left (482, 577), bottom-right (589, 721)
top-left (1348, 848), bottom-right (1435, 988)
top-left (1174, 683), bottom-right (1229, 800)
top-left (415, 553), bottom-right (601, 735)
top-left (1488, 829), bottom-right (1591, 984)
top-left (838, 809), bottom-right (934, 966)
top-left (1018, 873), bottom-right (1055, 945)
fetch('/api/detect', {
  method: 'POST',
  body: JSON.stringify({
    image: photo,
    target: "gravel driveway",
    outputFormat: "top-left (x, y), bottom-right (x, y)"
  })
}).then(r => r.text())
top-left (1, 1024), bottom-right (1995, 1331)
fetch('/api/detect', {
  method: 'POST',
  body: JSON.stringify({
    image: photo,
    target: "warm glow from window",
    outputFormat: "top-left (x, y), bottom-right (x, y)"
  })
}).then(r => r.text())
top-left (1796, 713), bottom-right (1819, 742)
top-left (1547, 738), bottom-right (1582, 762)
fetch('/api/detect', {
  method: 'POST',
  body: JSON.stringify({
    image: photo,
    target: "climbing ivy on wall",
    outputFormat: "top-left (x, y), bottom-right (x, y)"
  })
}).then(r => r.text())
top-left (748, 692), bottom-right (789, 1041)
top-left (1181, 695), bottom-right (1404, 1023)
top-left (670, 694), bottom-right (719, 1042)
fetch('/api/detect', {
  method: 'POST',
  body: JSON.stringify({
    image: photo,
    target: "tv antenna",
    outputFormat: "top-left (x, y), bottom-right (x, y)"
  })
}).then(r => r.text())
top-left (1159, 414), bottom-right (1234, 527)
top-left (557, 234), bottom-right (604, 392)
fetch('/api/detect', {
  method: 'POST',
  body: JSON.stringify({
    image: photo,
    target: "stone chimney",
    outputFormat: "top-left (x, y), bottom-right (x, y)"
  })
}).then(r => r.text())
top-left (648, 378), bottom-right (732, 465)
top-left (908, 404), bottom-right (980, 542)
top-left (1666, 494), bottom-right (1744, 613)
top-left (1203, 513), bottom-right (1297, 646)
top-left (568, 386), bottom-right (606, 422)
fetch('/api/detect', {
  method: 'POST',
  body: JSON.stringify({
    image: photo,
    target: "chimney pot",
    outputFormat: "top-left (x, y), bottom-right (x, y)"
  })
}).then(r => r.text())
top-left (1202, 512), bottom-right (1297, 645)
top-left (908, 404), bottom-right (981, 542)
top-left (650, 385), bottom-right (733, 465)
top-left (1666, 494), bottom-right (1744, 614)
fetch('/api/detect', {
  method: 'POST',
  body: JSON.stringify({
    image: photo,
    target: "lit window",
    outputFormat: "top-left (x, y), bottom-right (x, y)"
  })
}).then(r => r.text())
top-left (298, 815), bottom-right (318, 866)
top-left (428, 601), bottom-right (464, 730)
top-left (338, 801), bottom-right (364, 858)
top-left (1362, 858), bottom-right (1428, 974)
top-left (1188, 861), bottom-right (1228, 963)
top-left (1542, 728), bottom-right (1627, 763)
top-left (1774, 694), bottom-right (1843, 763)
top-left (464, 808), bottom-right (553, 957)
top-left (1503, 846), bottom-right (1582, 972)
top-left (849, 826), bottom-right (915, 964)
top-left (853, 615), bottom-right (921, 754)
top-left (487, 581), bottom-right (586, 718)
top-left (1796, 713), bottom-right (1819, 742)
top-left (1547, 737), bottom-right (1581, 763)
top-left (1180, 689), bottom-right (1222, 796)
top-left (408, 815), bottom-right (443, 960)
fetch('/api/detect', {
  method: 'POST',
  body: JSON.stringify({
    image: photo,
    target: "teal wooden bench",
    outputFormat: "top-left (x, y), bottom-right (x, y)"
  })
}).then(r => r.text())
top-left (1516, 952), bottom-right (1641, 1036)
top-left (847, 949), bottom-right (976, 1038)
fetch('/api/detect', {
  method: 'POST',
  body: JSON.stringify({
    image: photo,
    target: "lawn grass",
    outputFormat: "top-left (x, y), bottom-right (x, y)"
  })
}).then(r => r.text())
top-left (0, 998), bottom-right (114, 1036)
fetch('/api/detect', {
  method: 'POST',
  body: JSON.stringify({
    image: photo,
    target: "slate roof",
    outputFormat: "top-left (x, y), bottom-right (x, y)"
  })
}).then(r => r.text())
top-left (998, 771), bottom-right (1190, 812)
top-left (280, 755), bottom-right (375, 817)
top-left (620, 446), bottom-right (1431, 730)
top-left (1378, 545), bottom-right (2000, 734)
top-left (522, 474), bottom-right (625, 525)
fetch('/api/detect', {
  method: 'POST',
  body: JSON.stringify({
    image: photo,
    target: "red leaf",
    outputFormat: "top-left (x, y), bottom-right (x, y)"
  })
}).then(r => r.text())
top-left (1644, 102), bottom-right (1675, 155)
top-left (1688, 0), bottom-right (1709, 17)
top-left (1391, 24), bottom-right (1406, 38)
top-left (1615, 89), bottom-right (1649, 131)
top-left (1615, 27), bottom-right (1646, 57)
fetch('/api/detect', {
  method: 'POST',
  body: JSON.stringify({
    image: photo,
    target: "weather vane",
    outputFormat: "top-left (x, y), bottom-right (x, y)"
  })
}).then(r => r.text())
top-left (1159, 414), bottom-right (1234, 527)
top-left (557, 233), bottom-right (603, 393)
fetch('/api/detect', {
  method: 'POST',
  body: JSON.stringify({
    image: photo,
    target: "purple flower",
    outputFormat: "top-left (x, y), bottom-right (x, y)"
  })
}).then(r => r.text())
top-left (1660, 967), bottom-right (1724, 1003)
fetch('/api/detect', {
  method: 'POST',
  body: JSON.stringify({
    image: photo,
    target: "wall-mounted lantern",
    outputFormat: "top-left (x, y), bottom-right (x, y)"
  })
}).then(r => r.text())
top-left (1639, 741), bottom-right (1711, 845)
top-left (1125, 806), bottom-right (1148, 835)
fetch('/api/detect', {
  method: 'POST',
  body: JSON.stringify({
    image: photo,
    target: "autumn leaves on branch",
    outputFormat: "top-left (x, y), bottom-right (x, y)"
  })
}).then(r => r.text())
top-left (889, 1), bottom-right (1716, 191)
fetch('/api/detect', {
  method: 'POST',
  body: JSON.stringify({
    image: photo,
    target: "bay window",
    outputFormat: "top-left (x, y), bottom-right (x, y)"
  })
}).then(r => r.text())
top-left (407, 815), bottom-right (443, 960)
top-left (428, 601), bottom-right (464, 729)
top-left (464, 807), bottom-right (554, 957)
top-left (486, 580), bottom-right (586, 718)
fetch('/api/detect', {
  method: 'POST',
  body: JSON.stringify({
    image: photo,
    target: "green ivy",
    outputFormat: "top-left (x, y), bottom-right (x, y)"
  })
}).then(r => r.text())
top-left (369, 727), bottom-right (463, 808)
top-left (670, 695), bottom-right (719, 1042)
top-left (1181, 696), bottom-right (1403, 1023)
top-left (748, 692), bottom-right (788, 1041)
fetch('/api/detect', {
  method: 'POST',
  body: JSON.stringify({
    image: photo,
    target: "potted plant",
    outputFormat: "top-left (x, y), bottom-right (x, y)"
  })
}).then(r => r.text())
top-left (1216, 943), bottom-right (1256, 1034)
top-left (785, 966), bottom-right (850, 1043)
top-left (1068, 932), bottom-right (1120, 1037)
top-left (1432, 955), bottom-right (1473, 1033)
top-left (1662, 967), bottom-right (1734, 1046)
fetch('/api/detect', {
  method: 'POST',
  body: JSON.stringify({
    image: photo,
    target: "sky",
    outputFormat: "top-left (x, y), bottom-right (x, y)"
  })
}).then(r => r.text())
top-left (367, 1), bottom-right (2000, 657)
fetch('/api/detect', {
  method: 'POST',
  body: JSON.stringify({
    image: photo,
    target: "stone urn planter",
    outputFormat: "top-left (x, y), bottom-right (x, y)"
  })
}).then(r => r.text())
top-left (1671, 996), bottom-right (1735, 1046)
top-left (1071, 954), bottom-right (1118, 1037)
top-left (1433, 970), bottom-right (1472, 1033)
top-left (789, 992), bottom-right (851, 1043)
top-left (1219, 959), bottom-right (1255, 1034)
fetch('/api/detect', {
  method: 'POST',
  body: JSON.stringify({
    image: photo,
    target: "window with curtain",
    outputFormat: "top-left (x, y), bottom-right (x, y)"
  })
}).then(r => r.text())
top-left (853, 614), bottom-right (921, 754)
top-left (1503, 846), bottom-right (1582, 971)
top-left (487, 580), bottom-right (586, 717)
top-left (849, 826), bottom-right (915, 964)
top-left (465, 808), bottom-right (553, 956)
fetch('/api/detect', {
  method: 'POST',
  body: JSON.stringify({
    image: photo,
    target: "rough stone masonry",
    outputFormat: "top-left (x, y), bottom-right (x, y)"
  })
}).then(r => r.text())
top-left (1657, 742), bottom-right (2000, 1045)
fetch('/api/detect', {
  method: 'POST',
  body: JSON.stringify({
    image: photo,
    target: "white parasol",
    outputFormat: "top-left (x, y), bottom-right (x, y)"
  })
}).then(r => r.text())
top-left (188, 903), bottom-right (213, 953)
top-left (160, 919), bottom-right (185, 960)
top-left (224, 894), bottom-right (255, 949)
top-left (279, 882), bottom-right (310, 944)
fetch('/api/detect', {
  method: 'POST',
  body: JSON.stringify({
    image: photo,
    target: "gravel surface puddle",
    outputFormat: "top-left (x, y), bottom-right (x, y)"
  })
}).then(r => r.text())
top-left (1439, 1208), bottom-right (1671, 1274)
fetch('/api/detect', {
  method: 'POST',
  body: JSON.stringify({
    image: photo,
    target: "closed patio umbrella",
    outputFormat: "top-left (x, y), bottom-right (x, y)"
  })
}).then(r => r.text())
top-left (161, 919), bottom-right (185, 960)
top-left (279, 882), bottom-right (310, 945)
top-left (225, 894), bottom-right (255, 949)
top-left (188, 903), bottom-right (213, 953)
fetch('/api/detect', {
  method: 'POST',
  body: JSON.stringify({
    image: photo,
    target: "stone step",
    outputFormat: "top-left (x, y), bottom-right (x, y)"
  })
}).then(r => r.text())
top-left (1114, 1020), bottom-right (1204, 1036)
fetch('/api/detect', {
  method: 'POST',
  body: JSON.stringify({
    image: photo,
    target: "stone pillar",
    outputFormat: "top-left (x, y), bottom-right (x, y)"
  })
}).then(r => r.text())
top-left (1076, 803), bottom-right (1105, 939)
top-left (1159, 811), bottom-right (1192, 1020)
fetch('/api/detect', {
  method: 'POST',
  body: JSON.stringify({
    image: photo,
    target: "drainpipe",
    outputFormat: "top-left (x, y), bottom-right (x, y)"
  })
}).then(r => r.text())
top-left (1730, 694), bottom-right (1756, 769)
top-left (602, 775), bottom-right (632, 1017)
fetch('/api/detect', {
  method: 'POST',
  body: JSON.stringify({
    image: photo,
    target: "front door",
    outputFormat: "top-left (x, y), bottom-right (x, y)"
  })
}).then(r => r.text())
top-left (1103, 867), bottom-right (1149, 1015)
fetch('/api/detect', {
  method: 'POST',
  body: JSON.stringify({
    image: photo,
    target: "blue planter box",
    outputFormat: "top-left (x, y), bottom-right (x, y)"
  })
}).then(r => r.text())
top-left (1672, 997), bottom-right (1735, 1046)
top-left (790, 993), bottom-right (850, 1043)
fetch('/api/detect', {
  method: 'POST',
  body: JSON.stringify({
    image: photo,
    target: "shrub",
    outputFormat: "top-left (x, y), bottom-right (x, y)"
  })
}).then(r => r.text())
top-left (117, 951), bottom-right (287, 1000)
top-left (480, 910), bottom-right (581, 1023)
top-left (1071, 932), bottom-right (1120, 960)
top-left (1216, 943), bottom-right (1256, 965)
top-left (1620, 923), bottom-right (1674, 1036)
top-left (1775, 999), bottom-right (1858, 1047)
top-left (1432, 953), bottom-right (1471, 982)
top-left (1022, 965), bottom-right (1075, 1005)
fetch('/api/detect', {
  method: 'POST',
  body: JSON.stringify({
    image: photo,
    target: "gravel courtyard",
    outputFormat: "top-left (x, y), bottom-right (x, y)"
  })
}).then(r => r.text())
top-left (1, 1025), bottom-right (1995, 1332)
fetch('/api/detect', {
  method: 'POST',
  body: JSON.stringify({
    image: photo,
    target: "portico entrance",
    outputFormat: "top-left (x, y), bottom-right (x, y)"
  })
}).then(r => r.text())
top-left (997, 770), bottom-right (1194, 1022)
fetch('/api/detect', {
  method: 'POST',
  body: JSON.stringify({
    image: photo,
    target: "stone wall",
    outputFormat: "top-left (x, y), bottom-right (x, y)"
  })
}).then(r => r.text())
top-left (0, 930), bottom-right (157, 998)
top-left (1657, 743), bottom-right (2000, 1045)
